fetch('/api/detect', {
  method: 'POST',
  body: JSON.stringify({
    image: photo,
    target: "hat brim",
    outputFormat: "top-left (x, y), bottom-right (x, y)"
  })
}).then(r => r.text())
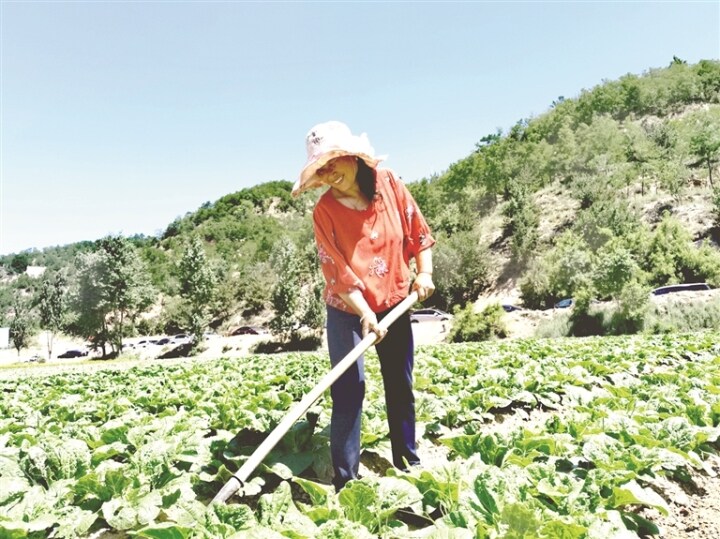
top-left (292, 150), bottom-right (383, 197)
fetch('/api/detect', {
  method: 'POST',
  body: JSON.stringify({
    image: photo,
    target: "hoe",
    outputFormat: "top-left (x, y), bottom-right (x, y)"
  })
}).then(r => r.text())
top-left (212, 291), bottom-right (419, 504)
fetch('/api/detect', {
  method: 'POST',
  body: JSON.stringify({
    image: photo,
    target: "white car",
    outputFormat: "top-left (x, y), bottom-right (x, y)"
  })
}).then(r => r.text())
top-left (410, 309), bottom-right (451, 323)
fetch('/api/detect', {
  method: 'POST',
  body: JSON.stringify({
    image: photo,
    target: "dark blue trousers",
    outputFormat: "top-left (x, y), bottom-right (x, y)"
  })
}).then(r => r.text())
top-left (326, 305), bottom-right (420, 490)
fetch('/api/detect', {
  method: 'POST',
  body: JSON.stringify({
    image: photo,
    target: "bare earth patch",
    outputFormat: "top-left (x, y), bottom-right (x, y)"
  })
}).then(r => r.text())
top-left (639, 454), bottom-right (720, 538)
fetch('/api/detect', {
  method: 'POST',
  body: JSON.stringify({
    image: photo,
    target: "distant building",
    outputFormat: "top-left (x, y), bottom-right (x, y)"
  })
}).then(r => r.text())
top-left (25, 266), bottom-right (46, 278)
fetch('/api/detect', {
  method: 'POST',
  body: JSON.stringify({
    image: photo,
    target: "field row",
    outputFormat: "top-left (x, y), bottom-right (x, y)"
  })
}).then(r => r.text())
top-left (1, 332), bottom-right (719, 537)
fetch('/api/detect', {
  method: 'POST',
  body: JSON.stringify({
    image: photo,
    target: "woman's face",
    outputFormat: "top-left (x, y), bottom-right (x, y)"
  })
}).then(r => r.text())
top-left (316, 156), bottom-right (359, 194)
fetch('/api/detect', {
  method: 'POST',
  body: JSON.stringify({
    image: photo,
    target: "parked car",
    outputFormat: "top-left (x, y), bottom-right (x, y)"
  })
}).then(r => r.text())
top-left (231, 326), bottom-right (270, 336)
top-left (57, 349), bottom-right (88, 359)
top-left (410, 309), bottom-right (451, 323)
top-left (554, 298), bottom-right (574, 309)
top-left (155, 337), bottom-right (172, 346)
top-left (651, 283), bottom-right (711, 296)
top-left (502, 304), bottom-right (523, 312)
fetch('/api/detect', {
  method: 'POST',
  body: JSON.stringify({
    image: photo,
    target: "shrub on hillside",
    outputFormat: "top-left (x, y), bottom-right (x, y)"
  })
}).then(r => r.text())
top-left (568, 288), bottom-right (604, 337)
top-left (642, 214), bottom-right (720, 286)
top-left (448, 303), bottom-right (507, 343)
top-left (536, 280), bottom-right (651, 338)
top-left (606, 280), bottom-right (651, 334)
top-left (713, 187), bottom-right (720, 228)
top-left (520, 231), bottom-right (593, 309)
top-left (593, 240), bottom-right (646, 299)
top-left (252, 333), bottom-right (322, 354)
top-left (535, 312), bottom-right (572, 339)
top-left (432, 229), bottom-right (490, 311)
top-left (519, 262), bottom-right (554, 310)
top-left (684, 242), bottom-right (720, 287)
top-left (502, 182), bottom-right (539, 259)
top-left (645, 296), bottom-right (720, 334)
top-left (573, 196), bottom-right (640, 250)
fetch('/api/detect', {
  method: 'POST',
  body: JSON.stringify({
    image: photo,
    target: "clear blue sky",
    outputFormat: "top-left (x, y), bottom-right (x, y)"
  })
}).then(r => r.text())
top-left (1, 1), bottom-right (718, 256)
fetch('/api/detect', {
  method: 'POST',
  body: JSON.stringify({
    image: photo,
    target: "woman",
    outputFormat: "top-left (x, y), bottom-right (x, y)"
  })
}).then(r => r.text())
top-left (293, 121), bottom-right (436, 490)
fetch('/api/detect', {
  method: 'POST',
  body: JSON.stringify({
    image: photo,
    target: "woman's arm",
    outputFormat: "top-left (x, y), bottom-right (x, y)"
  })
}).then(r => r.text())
top-left (412, 248), bottom-right (435, 302)
top-left (338, 288), bottom-right (387, 342)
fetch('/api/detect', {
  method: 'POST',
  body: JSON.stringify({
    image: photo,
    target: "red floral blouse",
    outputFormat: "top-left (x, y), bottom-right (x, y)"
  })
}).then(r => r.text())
top-left (312, 168), bottom-right (435, 314)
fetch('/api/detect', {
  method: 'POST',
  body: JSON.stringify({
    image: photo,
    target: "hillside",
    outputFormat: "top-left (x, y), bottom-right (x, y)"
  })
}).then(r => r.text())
top-left (475, 181), bottom-right (718, 309)
top-left (1, 58), bottom-right (719, 347)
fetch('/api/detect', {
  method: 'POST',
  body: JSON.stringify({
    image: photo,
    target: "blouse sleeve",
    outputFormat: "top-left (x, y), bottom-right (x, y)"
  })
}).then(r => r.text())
top-left (312, 204), bottom-right (366, 295)
top-left (389, 173), bottom-right (436, 261)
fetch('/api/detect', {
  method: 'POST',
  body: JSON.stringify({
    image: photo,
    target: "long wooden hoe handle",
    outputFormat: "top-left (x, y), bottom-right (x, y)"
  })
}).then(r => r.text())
top-left (211, 291), bottom-right (419, 505)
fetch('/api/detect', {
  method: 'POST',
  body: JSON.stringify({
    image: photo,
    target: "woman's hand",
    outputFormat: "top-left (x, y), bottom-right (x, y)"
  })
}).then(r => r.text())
top-left (360, 311), bottom-right (387, 343)
top-left (412, 272), bottom-right (435, 302)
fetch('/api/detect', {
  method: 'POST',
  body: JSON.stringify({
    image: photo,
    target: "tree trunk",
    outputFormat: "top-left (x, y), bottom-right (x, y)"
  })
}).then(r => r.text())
top-left (45, 331), bottom-right (54, 361)
top-left (708, 158), bottom-right (715, 188)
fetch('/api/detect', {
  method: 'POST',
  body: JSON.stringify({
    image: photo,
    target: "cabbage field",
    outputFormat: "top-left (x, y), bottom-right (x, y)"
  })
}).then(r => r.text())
top-left (1, 332), bottom-right (719, 538)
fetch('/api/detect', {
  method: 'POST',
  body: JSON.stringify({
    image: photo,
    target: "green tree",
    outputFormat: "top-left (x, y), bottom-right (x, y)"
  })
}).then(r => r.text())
top-left (688, 109), bottom-right (720, 188)
top-left (448, 303), bottom-right (506, 343)
top-left (10, 252), bottom-right (30, 274)
top-left (592, 240), bottom-right (644, 299)
top-left (637, 214), bottom-right (720, 287)
top-left (502, 181), bottom-right (539, 259)
top-left (70, 251), bottom-right (109, 355)
top-left (520, 231), bottom-right (594, 308)
top-left (623, 122), bottom-right (660, 196)
top-left (269, 238), bottom-right (324, 343)
top-left (101, 236), bottom-right (155, 353)
top-left (270, 238), bottom-right (305, 341)
top-left (37, 272), bottom-right (67, 361)
top-left (236, 260), bottom-right (277, 315)
top-left (432, 229), bottom-right (489, 311)
top-left (301, 243), bottom-right (326, 334)
top-left (69, 236), bottom-right (154, 356)
top-left (695, 59), bottom-right (720, 102)
top-left (608, 279), bottom-right (650, 335)
top-left (178, 236), bottom-right (217, 350)
top-left (9, 300), bottom-right (34, 356)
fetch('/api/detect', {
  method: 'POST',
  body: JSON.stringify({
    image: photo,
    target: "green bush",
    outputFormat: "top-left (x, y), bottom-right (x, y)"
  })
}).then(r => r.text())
top-left (432, 229), bottom-right (490, 311)
top-left (252, 333), bottom-right (322, 354)
top-left (502, 182), bottom-right (539, 258)
top-left (519, 231), bottom-right (593, 309)
top-left (448, 303), bottom-right (507, 343)
top-left (536, 281), bottom-right (652, 338)
top-left (568, 288), bottom-right (604, 337)
top-left (535, 312), bottom-right (572, 339)
top-left (641, 214), bottom-right (720, 286)
top-left (519, 261), bottom-right (554, 310)
top-left (606, 280), bottom-right (651, 334)
top-left (593, 240), bottom-right (645, 299)
top-left (645, 296), bottom-right (720, 333)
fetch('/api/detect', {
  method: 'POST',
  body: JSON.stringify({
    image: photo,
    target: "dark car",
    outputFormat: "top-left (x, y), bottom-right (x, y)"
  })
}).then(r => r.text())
top-left (502, 304), bottom-right (523, 312)
top-left (231, 326), bottom-right (270, 336)
top-left (652, 283), bottom-right (711, 296)
top-left (57, 349), bottom-right (88, 359)
top-left (156, 337), bottom-right (172, 346)
top-left (410, 309), bottom-right (451, 323)
top-left (554, 298), bottom-right (574, 309)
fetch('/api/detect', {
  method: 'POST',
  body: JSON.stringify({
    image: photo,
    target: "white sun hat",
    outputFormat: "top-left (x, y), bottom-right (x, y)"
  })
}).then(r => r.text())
top-left (292, 121), bottom-right (386, 197)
